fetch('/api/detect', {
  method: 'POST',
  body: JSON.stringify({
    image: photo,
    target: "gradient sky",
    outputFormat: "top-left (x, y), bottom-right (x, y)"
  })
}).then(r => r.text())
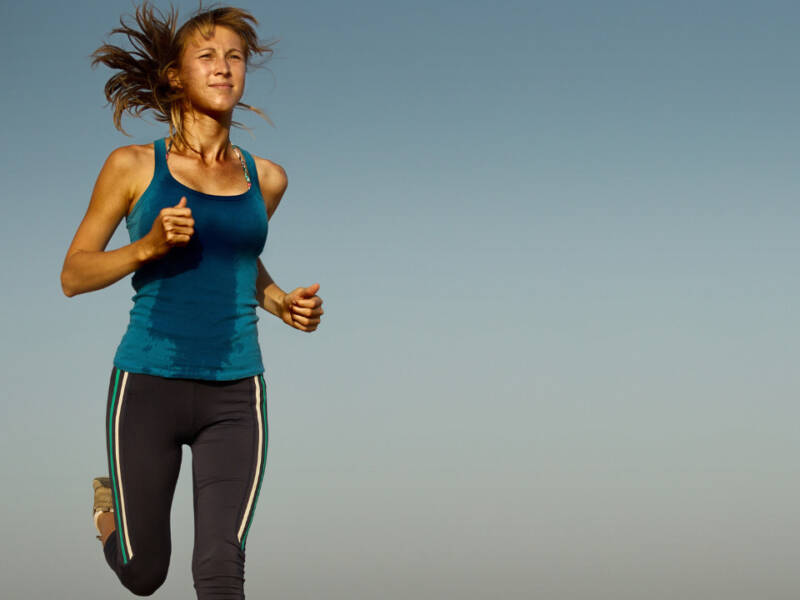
top-left (2, 1), bottom-right (800, 598)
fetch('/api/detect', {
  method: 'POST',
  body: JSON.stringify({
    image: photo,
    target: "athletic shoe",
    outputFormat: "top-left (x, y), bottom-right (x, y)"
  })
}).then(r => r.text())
top-left (92, 477), bottom-right (114, 540)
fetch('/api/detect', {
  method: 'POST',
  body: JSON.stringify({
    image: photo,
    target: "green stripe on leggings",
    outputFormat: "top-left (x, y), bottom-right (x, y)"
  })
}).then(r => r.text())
top-left (108, 368), bottom-right (129, 565)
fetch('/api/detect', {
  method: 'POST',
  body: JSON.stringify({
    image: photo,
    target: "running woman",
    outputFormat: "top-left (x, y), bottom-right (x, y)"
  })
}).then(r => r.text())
top-left (61, 3), bottom-right (323, 598)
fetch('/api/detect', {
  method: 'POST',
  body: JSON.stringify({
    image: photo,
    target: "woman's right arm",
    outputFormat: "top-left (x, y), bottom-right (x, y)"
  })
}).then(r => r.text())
top-left (60, 146), bottom-right (194, 297)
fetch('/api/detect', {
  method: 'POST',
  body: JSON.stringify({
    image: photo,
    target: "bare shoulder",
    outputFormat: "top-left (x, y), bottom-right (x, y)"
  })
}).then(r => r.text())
top-left (66, 143), bottom-right (157, 259)
top-left (252, 155), bottom-right (288, 219)
top-left (98, 143), bottom-right (156, 208)
top-left (103, 143), bottom-right (154, 182)
top-left (252, 155), bottom-right (288, 193)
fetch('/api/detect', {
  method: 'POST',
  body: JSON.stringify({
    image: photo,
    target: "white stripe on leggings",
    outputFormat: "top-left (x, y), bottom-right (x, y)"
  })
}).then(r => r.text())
top-left (237, 375), bottom-right (264, 542)
top-left (114, 370), bottom-right (134, 559)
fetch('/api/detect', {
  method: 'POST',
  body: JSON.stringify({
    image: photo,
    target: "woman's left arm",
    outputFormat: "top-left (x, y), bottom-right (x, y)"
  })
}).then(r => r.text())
top-left (255, 157), bottom-right (324, 332)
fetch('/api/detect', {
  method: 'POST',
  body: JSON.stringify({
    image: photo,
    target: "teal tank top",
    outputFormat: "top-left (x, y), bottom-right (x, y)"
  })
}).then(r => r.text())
top-left (113, 138), bottom-right (268, 380)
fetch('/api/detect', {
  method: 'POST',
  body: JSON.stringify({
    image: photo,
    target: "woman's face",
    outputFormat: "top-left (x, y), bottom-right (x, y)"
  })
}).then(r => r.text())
top-left (172, 25), bottom-right (247, 116)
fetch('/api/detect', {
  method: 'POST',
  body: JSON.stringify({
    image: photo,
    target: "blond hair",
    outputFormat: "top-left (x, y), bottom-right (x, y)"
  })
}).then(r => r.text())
top-left (91, 1), bottom-right (278, 148)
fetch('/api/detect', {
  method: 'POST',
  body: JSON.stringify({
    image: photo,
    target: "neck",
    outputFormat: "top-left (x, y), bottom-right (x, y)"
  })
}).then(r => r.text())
top-left (172, 110), bottom-right (234, 163)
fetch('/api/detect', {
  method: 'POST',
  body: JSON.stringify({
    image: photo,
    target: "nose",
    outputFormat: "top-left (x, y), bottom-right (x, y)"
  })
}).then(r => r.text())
top-left (214, 56), bottom-right (231, 75)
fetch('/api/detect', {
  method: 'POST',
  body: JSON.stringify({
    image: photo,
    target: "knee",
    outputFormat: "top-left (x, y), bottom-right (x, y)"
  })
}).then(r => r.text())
top-left (119, 556), bottom-right (169, 596)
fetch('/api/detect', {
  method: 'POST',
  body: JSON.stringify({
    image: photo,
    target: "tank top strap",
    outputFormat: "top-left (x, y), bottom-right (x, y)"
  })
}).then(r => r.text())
top-left (238, 147), bottom-right (261, 195)
top-left (152, 137), bottom-right (169, 181)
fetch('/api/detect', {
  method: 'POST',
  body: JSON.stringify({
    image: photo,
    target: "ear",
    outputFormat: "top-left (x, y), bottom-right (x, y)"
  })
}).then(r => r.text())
top-left (167, 67), bottom-right (182, 90)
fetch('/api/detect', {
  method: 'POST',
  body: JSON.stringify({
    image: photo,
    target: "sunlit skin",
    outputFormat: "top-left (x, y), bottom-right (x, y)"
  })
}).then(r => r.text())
top-left (62, 23), bottom-right (323, 330)
top-left (170, 25), bottom-right (248, 121)
top-left (64, 26), bottom-right (324, 545)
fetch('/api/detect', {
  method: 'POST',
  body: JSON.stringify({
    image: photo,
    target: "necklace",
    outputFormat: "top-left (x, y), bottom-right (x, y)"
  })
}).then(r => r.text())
top-left (165, 138), bottom-right (252, 191)
top-left (232, 146), bottom-right (252, 190)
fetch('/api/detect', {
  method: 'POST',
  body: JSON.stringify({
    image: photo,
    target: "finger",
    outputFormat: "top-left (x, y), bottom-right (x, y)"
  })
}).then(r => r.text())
top-left (296, 283), bottom-right (320, 298)
top-left (175, 196), bottom-right (187, 208)
top-left (166, 227), bottom-right (193, 237)
top-left (290, 302), bottom-right (317, 313)
top-left (292, 313), bottom-right (321, 326)
top-left (167, 227), bottom-right (194, 238)
top-left (290, 318), bottom-right (307, 331)
top-left (163, 219), bottom-right (194, 232)
top-left (162, 208), bottom-right (193, 218)
top-left (164, 216), bottom-right (195, 227)
top-left (292, 320), bottom-right (318, 332)
top-left (292, 306), bottom-right (325, 318)
top-left (292, 296), bottom-right (323, 308)
top-left (290, 305), bottom-right (324, 317)
top-left (168, 234), bottom-right (191, 245)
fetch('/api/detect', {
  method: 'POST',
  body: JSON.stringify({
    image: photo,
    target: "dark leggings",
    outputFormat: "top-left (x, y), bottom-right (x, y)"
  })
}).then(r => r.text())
top-left (102, 367), bottom-right (268, 599)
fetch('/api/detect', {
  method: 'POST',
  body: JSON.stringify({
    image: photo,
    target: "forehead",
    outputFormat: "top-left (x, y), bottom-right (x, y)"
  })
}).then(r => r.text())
top-left (183, 25), bottom-right (245, 51)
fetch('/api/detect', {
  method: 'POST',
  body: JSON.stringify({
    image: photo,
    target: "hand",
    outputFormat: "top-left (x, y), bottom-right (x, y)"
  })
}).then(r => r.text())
top-left (280, 283), bottom-right (324, 332)
top-left (143, 197), bottom-right (195, 260)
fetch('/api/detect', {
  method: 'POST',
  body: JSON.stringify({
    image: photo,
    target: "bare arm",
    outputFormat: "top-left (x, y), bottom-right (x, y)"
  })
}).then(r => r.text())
top-left (256, 258), bottom-right (288, 317)
top-left (253, 158), bottom-right (323, 332)
top-left (257, 259), bottom-right (323, 331)
top-left (61, 146), bottom-right (194, 297)
top-left (254, 158), bottom-right (289, 316)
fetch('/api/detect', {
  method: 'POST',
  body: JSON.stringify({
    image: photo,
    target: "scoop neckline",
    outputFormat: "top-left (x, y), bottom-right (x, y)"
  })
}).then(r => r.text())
top-left (160, 138), bottom-right (252, 199)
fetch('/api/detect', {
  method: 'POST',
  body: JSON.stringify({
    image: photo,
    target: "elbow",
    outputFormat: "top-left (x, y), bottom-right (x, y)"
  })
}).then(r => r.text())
top-left (60, 270), bottom-right (78, 297)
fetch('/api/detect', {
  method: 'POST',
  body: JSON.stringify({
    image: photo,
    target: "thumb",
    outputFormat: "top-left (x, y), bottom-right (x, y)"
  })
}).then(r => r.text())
top-left (301, 283), bottom-right (320, 297)
top-left (290, 283), bottom-right (320, 304)
top-left (175, 196), bottom-right (187, 208)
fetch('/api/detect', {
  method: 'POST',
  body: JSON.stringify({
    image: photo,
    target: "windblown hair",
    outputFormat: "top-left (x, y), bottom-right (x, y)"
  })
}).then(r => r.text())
top-left (91, 1), bottom-right (277, 148)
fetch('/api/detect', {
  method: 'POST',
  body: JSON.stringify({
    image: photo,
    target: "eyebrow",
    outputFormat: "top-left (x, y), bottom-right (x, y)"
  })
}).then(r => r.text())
top-left (194, 47), bottom-right (245, 54)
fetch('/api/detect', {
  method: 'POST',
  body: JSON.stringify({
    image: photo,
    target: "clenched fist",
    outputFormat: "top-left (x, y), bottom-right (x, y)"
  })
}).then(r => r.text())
top-left (280, 283), bottom-right (324, 332)
top-left (144, 197), bottom-right (195, 260)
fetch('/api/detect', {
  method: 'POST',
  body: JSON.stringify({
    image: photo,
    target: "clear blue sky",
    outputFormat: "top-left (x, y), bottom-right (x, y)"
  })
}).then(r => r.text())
top-left (2, 1), bottom-right (800, 598)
